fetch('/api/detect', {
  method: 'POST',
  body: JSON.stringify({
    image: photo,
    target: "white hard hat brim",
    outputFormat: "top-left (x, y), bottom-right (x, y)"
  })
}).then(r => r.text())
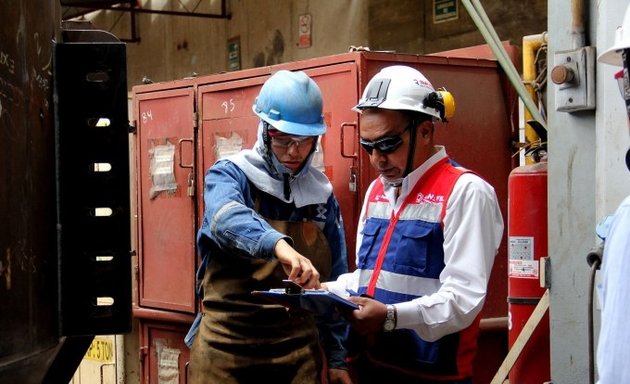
top-left (599, 7), bottom-right (630, 66)
top-left (598, 45), bottom-right (624, 66)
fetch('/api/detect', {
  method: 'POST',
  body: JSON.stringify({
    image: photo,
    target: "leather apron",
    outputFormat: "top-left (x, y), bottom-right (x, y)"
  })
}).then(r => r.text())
top-left (189, 214), bottom-right (333, 384)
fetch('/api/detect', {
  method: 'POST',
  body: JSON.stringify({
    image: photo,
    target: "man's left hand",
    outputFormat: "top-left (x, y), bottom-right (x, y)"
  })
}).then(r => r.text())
top-left (347, 296), bottom-right (387, 335)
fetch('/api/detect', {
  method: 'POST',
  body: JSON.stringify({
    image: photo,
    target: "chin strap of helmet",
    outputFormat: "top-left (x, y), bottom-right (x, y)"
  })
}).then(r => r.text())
top-left (262, 121), bottom-right (291, 198)
top-left (262, 121), bottom-right (272, 148)
top-left (402, 115), bottom-right (432, 181)
top-left (282, 173), bottom-right (291, 200)
top-left (263, 120), bottom-right (322, 199)
top-left (403, 119), bottom-right (418, 181)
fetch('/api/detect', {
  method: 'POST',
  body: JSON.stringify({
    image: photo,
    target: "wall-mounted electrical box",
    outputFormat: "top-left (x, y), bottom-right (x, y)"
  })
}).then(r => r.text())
top-left (552, 46), bottom-right (596, 112)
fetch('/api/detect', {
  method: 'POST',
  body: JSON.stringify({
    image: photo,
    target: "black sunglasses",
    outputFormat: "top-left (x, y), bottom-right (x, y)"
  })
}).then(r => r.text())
top-left (359, 124), bottom-right (411, 155)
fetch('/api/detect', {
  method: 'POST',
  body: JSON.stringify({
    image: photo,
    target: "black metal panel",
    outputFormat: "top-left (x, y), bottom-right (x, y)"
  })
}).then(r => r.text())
top-left (42, 336), bottom-right (94, 384)
top-left (53, 41), bottom-right (131, 335)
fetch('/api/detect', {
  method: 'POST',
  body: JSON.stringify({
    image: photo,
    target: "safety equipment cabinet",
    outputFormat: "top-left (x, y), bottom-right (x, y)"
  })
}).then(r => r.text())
top-left (132, 50), bottom-right (518, 383)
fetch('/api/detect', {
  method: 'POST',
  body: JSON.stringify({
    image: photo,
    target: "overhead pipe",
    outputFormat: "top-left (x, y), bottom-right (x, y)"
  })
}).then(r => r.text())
top-left (60, 0), bottom-right (232, 20)
top-left (461, 0), bottom-right (547, 131)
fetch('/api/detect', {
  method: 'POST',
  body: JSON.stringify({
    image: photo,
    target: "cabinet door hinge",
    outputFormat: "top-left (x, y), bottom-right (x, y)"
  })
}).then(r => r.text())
top-left (129, 120), bottom-right (137, 134)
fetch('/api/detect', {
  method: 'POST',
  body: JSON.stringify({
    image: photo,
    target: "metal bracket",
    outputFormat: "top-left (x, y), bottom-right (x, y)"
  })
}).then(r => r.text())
top-left (539, 256), bottom-right (551, 288)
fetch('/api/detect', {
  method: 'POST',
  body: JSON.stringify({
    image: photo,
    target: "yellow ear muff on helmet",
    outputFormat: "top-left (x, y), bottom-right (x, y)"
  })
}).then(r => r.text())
top-left (423, 88), bottom-right (455, 122)
top-left (437, 89), bottom-right (455, 121)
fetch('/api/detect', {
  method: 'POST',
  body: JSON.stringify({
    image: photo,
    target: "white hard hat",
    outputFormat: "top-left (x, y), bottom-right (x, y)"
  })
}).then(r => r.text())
top-left (598, 5), bottom-right (630, 66)
top-left (354, 65), bottom-right (455, 121)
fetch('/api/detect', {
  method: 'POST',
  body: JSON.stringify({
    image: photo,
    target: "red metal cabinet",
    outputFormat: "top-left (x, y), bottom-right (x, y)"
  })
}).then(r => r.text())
top-left (139, 320), bottom-right (191, 384)
top-left (134, 86), bottom-right (198, 314)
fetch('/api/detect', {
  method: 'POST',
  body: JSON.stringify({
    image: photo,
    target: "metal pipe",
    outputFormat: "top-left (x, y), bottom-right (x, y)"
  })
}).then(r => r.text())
top-left (469, 0), bottom-right (508, 59)
top-left (468, 0), bottom-right (547, 130)
top-left (571, 0), bottom-right (585, 48)
top-left (61, 2), bottom-right (232, 19)
top-left (480, 316), bottom-right (509, 331)
top-left (461, 0), bottom-right (547, 131)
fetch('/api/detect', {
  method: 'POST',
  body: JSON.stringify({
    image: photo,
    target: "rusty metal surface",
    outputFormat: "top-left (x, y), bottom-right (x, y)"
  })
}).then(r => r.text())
top-left (139, 320), bottom-right (191, 383)
top-left (0, 0), bottom-right (61, 382)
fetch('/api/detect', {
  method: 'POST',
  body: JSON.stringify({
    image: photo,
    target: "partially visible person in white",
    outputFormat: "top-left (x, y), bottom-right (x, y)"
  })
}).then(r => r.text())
top-left (596, 3), bottom-right (630, 383)
top-left (595, 197), bottom-right (630, 384)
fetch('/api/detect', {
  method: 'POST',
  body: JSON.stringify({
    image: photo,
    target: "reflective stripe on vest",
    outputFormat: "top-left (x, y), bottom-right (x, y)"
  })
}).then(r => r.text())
top-left (355, 158), bottom-right (479, 379)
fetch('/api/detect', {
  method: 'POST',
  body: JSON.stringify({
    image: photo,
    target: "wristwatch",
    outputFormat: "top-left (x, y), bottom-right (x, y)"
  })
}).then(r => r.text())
top-left (383, 304), bottom-right (397, 332)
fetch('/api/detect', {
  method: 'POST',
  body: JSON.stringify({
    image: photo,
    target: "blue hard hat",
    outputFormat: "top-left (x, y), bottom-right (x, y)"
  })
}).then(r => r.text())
top-left (252, 70), bottom-right (326, 136)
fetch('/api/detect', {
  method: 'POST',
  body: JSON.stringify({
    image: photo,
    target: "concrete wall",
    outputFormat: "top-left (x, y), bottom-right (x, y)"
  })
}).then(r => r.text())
top-left (548, 0), bottom-right (630, 382)
top-left (368, 0), bottom-right (548, 56)
top-left (596, 1), bottom-right (630, 218)
top-left (80, 0), bottom-right (547, 89)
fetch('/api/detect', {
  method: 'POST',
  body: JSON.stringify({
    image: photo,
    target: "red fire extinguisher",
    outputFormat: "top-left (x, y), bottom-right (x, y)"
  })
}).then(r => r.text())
top-left (507, 161), bottom-right (550, 383)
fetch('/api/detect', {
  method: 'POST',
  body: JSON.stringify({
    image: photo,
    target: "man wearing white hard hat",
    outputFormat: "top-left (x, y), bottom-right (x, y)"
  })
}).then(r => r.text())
top-left (323, 66), bottom-right (503, 383)
top-left (596, 3), bottom-right (630, 383)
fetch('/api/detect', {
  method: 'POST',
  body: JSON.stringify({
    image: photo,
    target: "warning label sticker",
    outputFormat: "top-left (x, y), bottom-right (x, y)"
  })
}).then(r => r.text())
top-left (508, 237), bottom-right (538, 278)
top-left (509, 236), bottom-right (534, 260)
top-left (509, 259), bottom-right (539, 279)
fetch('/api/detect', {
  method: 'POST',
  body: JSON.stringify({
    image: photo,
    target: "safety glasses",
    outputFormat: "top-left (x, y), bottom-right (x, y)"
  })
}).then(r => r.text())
top-left (359, 124), bottom-right (411, 155)
top-left (614, 69), bottom-right (630, 101)
top-left (270, 135), bottom-right (315, 150)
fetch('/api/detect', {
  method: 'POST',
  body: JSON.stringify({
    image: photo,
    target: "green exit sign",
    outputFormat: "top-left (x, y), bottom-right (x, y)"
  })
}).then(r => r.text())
top-left (434, 0), bottom-right (458, 23)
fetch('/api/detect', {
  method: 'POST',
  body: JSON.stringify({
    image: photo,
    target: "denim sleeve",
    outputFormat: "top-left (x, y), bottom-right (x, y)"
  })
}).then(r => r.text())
top-left (197, 160), bottom-right (287, 261)
top-left (317, 194), bottom-right (350, 369)
top-left (318, 316), bottom-right (350, 369)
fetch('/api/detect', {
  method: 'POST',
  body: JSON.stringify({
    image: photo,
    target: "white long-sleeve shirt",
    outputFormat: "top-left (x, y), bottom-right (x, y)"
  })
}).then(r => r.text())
top-left (327, 146), bottom-right (504, 341)
top-left (597, 195), bottom-right (630, 383)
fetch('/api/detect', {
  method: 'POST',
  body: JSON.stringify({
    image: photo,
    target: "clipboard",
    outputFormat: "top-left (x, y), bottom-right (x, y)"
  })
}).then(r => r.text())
top-left (251, 287), bottom-right (359, 315)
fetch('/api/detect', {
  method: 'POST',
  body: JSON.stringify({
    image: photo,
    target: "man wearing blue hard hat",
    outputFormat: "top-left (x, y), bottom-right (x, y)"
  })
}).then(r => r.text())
top-left (188, 70), bottom-right (351, 383)
top-left (596, 3), bottom-right (630, 383)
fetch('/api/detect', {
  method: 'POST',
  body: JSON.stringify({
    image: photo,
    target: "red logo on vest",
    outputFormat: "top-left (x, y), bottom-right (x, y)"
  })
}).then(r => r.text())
top-left (415, 192), bottom-right (445, 204)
